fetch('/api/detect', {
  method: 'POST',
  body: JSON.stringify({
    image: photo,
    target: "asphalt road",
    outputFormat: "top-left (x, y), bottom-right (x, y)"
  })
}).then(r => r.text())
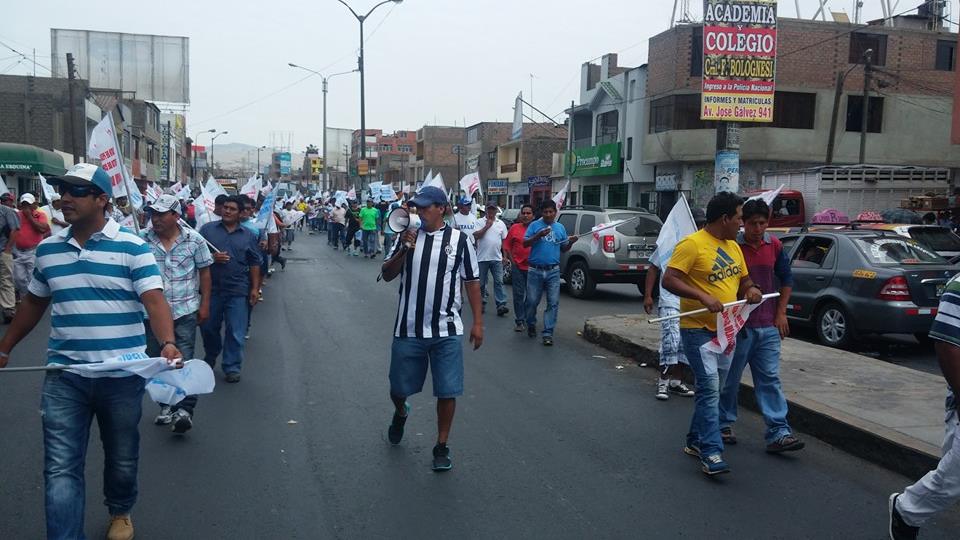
top-left (1, 231), bottom-right (958, 539)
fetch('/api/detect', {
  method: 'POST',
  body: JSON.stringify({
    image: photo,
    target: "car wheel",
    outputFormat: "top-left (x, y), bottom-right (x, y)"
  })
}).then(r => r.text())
top-left (566, 260), bottom-right (596, 299)
top-left (815, 302), bottom-right (855, 348)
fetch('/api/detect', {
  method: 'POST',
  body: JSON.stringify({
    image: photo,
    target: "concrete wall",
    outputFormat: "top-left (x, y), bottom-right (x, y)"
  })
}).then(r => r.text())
top-left (0, 74), bottom-right (87, 156)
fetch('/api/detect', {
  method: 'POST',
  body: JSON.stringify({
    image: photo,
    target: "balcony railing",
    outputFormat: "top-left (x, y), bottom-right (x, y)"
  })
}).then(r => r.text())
top-left (500, 163), bottom-right (518, 173)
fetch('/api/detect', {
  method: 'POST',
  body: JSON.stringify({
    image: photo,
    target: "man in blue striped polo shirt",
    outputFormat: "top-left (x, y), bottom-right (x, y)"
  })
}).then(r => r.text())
top-left (0, 163), bottom-right (181, 540)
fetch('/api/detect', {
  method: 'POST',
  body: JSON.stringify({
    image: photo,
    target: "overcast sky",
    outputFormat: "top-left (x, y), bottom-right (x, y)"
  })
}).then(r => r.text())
top-left (3, 1), bottom-right (922, 149)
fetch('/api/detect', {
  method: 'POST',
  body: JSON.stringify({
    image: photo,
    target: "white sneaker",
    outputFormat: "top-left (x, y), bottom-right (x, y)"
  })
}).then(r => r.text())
top-left (656, 379), bottom-right (670, 401)
top-left (669, 381), bottom-right (695, 397)
top-left (171, 409), bottom-right (193, 434)
top-left (154, 406), bottom-right (173, 425)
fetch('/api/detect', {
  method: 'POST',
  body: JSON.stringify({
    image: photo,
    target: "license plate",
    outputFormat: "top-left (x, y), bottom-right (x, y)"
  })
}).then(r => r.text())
top-left (628, 249), bottom-right (641, 259)
top-left (937, 284), bottom-right (945, 297)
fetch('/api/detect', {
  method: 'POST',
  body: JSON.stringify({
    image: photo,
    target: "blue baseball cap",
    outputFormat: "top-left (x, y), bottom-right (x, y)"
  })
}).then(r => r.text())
top-left (409, 186), bottom-right (449, 208)
top-left (52, 163), bottom-right (113, 197)
top-left (457, 196), bottom-right (472, 206)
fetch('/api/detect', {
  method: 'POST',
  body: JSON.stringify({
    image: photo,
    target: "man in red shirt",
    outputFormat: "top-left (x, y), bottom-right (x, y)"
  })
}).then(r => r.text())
top-left (503, 204), bottom-right (534, 332)
top-left (13, 193), bottom-right (49, 298)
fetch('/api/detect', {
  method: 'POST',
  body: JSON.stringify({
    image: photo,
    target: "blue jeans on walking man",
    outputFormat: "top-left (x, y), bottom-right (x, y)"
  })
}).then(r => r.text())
top-left (719, 326), bottom-right (793, 444)
top-left (42, 371), bottom-right (145, 539)
top-left (525, 266), bottom-right (560, 337)
top-left (200, 294), bottom-right (249, 375)
top-left (511, 266), bottom-right (528, 326)
top-left (146, 312), bottom-right (199, 415)
top-left (478, 260), bottom-right (507, 310)
top-left (362, 229), bottom-right (377, 256)
top-left (681, 328), bottom-right (728, 458)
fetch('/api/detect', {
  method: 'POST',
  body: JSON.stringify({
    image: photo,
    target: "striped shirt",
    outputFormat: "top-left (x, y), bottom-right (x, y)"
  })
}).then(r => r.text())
top-left (28, 219), bottom-right (163, 378)
top-left (389, 225), bottom-right (479, 338)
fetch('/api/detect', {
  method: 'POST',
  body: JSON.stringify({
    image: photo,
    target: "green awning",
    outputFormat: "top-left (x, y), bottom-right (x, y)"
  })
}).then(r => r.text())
top-left (0, 143), bottom-right (66, 176)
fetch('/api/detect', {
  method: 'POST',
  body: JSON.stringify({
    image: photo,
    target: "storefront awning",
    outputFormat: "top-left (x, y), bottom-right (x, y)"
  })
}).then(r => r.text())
top-left (0, 143), bottom-right (67, 176)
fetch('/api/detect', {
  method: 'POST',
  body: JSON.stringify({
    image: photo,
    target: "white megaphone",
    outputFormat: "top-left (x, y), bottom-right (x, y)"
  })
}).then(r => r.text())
top-left (387, 208), bottom-right (422, 247)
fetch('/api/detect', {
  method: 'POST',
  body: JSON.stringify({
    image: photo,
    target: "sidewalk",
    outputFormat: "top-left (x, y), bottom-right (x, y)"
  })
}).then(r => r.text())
top-left (583, 314), bottom-right (947, 478)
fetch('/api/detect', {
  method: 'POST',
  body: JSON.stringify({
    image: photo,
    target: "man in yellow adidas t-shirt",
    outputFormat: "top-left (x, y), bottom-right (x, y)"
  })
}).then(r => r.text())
top-left (663, 191), bottom-right (762, 476)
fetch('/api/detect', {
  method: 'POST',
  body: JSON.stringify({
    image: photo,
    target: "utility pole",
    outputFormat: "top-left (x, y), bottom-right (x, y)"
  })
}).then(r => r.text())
top-left (714, 122), bottom-right (740, 193)
top-left (859, 50), bottom-right (873, 164)
top-left (66, 53), bottom-right (80, 164)
top-left (323, 77), bottom-right (329, 193)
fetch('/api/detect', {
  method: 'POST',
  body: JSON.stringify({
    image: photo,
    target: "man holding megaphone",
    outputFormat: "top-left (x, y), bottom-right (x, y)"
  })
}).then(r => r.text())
top-left (381, 186), bottom-right (483, 472)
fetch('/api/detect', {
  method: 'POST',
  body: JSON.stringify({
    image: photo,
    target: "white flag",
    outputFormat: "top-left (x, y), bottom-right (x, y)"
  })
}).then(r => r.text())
top-left (589, 217), bottom-right (637, 255)
top-left (87, 113), bottom-right (126, 197)
top-left (747, 183), bottom-right (785, 209)
top-left (0, 178), bottom-right (9, 196)
top-left (176, 183), bottom-right (192, 201)
top-left (240, 175), bottom-right (262, 199)
top-left (699, 301), bottom-right (765, 376)
top-left (648, 194), bottom-right (698, 271)
top-left (38, 173), bottom-right (58, 203)
top-left (204, 176), bottom-right (227, 199)
top-left (346, 187), bottom-right (356, 200)
top-left (459, 172), bottom-right (481, 198)
top-left (553, 180), bottom-right (570, 210)
top-left (262, 181), bottom-right (274, 195)
top-left (512, 92), bottom-right (523, 140)
top-left (421, 173), bottom-right (445, 192)
top-left (167, 180), bottom-right (183, 195)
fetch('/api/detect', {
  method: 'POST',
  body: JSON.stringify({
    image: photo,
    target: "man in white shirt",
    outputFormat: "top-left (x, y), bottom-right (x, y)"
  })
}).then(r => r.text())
top-left (452, 197), bottom-right (479, 244)
top-left (474, 201), bottom-right (510, 316)
top-left (40, 193), bottom-right (67, 236)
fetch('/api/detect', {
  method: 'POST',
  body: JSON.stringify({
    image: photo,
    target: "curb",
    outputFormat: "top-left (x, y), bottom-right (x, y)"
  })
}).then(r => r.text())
top-left (583, 318), bottom-right (940, 479)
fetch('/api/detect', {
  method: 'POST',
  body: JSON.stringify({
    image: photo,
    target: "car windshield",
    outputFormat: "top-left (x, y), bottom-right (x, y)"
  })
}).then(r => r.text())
top-left (609, 213), bottom-right (661, 237)
top-left (851, 236), bottom-right (946, 265)
top-left (907, 226), bottom-right (960, 252)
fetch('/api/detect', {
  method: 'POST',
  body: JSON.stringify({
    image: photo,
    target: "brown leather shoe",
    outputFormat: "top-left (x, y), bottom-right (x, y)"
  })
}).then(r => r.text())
top-left (107, 514), bottom-right (134, 540)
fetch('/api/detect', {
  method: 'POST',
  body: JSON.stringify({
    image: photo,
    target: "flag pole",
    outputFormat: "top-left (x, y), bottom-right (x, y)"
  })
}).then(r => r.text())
top-left (0, 364), bottom-right (68, 373)
top-left (648, 293), bottom-right (780, 323)
top-left (178, 219), bottom-right (222, 253)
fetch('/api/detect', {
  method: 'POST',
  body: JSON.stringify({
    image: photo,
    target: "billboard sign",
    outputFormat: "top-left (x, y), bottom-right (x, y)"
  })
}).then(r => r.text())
top-left (700, 1), bottom-right (777, 122)
top-left (487, 179), bottom-right (508, 195)
top-left (278, 152), bottom-right (292, 175)
top-left (51, 29), bottom-right (190, 104)
top-left (161, 123), bottom-right (171, 182)
top-left (565, 143), bottom-right (622, 177)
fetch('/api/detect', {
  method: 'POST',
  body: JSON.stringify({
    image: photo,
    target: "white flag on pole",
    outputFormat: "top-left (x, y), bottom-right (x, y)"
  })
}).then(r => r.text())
top-left (648, 194), bottom-right (698, 271)
top-left (175, 183), bottom-right (192, 201)
top-left (240, 175), bottom-right (262, 199)
top-left (746, 183), bottom-right (785, 208)
top-left (262, 180), bottom-right (273, 195)
top-left (553, 180), bottom-right (570, 210)
top-left (512, 93), bottom-right (523, 140)
top-left (459, 172), bottom-right (481, 198)
top-left (167, 180), bottom-right (183, 195)
top-left (346, 187), bottom-right (356, 200)
top-left (38, 173), bottom-right (58, 203)
top-left (87, 112), bottom-right (126, 198)
top-left (698, 301), bottom-right (765, 376)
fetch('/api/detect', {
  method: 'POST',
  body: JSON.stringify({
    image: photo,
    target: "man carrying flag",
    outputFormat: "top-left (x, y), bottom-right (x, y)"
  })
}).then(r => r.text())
top-left (0, 163), bottom-right (181, 540)
top-left (662, 191), bottom-right (762, 476)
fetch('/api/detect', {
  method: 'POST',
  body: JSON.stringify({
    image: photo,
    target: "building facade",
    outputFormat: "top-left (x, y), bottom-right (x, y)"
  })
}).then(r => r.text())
top-left (404, 125), bottom-right (467, 191)
top-left (465, 122), bottom-right (515, 205)
top-left (350, 129), bottom-right (416, 187)
top-left (644, 16), bottom-right (960, 209)
top-left (494, 123), bottom-right (568, 209)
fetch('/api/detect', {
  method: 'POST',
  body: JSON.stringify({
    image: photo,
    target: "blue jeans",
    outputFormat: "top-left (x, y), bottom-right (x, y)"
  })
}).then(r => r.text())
top-left (146, 312), bottom-right (199, 414)
top-left (362, 229), bottom-right (377, 256)
top-left (719, 326), bottom-right (793, 444)
top-left (525, 266), bottom-right (560, 337)
top-left (42, 371), bottom-right (145, 539)
top-left (390, 336), bottom-right (464, 398)
top-left (478, 260), bottom-right (507, 309)
top-left (200, 294), bottom-right (249, 375)
top-left (682, 328), bottom-right (728, 458)
top-left (511, 266), bottom-right (528, 325)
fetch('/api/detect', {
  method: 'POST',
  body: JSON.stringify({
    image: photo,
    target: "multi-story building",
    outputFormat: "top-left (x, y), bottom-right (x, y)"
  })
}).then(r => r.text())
top-left (644, 13), bottom-right (960, 209)
top-left (405, 126), bottom-right (467, 191)
top-left (350, 129), bottom-right (416, 187)
top-left (464, 122), bottom-right (515, 205)
top-left (128, 100), bottom-right (162, 183)
top-left (494, 123), bottom-right (569, 209)
top-left (566, 54), bottom-right (655, 211)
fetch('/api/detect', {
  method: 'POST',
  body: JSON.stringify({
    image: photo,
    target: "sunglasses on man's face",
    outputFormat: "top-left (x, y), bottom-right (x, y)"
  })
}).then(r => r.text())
top-left (57, 184), bottom-right (102, 198)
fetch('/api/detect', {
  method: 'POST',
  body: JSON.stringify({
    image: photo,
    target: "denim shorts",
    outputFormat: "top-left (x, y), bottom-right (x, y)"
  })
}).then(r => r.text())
top-left (389, 335), bottom-right (464, 398)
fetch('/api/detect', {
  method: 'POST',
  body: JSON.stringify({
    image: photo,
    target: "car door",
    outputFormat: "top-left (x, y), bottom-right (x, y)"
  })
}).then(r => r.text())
top-left (787, 234), bottom-right (838, 321)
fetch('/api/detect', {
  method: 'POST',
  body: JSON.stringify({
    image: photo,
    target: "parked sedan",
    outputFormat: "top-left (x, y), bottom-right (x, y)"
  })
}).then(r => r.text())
top-left (780, 230), bottom-right (959, 348)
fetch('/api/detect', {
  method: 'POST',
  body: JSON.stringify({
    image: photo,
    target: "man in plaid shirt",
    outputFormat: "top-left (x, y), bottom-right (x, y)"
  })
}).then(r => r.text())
top-left (141, 195), bottom-right (213, 434)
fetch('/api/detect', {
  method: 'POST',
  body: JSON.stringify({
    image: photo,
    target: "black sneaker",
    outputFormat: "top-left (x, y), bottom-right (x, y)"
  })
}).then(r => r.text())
top-left (542, 336), bottom-right (553, 346)
top-left (224, 372), bottom-right (241, 383)
top-left (766, 434), bottom-right (805, 453)
top-left (171, 409), bottom-right (193, 434)
top-left (496, 306), bottom-right (509, 317)
top-left (720, 427), bottom-right (738, 445)
top-left (432, 443), bottom-right (452, 471)
top-left (527, 326), bottom-right (537, 338)
top-left (888, 493), bottom-right (919, 540)
top-left (514, 321), bottom-right (526, 333)
top-left (387, 402), bottom-right (410, 445)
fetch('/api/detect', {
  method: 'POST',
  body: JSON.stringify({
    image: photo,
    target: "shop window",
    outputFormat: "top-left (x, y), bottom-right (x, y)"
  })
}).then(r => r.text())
top-left (582, 185), bottom-right (601, 206)
top-left (650, 94), bottom-right (714, 133)
top-left (845, 96), bottom-right (884, 133)
top-left (742, 92), bottom-right (815, 129)
top-left (488, 151), bottom-right (496, 173)
top-left (607, 184), bottom-right (628, 208)
top-left (849, 33), bottom-right (887, 66)
top-left (936, 40), bottom-right (956, 71)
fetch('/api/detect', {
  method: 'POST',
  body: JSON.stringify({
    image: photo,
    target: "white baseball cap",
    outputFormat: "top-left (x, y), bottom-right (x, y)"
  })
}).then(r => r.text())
top-left (19, 193), bottom-right (35, 205)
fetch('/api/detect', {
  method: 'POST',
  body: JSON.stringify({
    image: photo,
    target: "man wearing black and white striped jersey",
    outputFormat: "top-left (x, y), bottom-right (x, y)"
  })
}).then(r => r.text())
top-left (380, 186), bottom-right (484, 472)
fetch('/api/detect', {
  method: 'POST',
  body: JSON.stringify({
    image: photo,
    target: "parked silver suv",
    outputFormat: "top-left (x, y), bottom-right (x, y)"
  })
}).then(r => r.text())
top-left (556, 206), bottom-right (663, 299)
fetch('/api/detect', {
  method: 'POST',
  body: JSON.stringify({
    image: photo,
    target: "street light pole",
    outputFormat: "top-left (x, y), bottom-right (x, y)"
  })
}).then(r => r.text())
top-left (192, 129), bottom-right (216, 185)
top-left (825, 49), bottom-right (872, 164)
top-left (337, 0), bottom-right (403, 187)
top-left (289, 63), bottom-right (357, 194)
top-left (210, 131), bottom-right (228, 176)
top-left (257, 145), bottom-right (266, 177)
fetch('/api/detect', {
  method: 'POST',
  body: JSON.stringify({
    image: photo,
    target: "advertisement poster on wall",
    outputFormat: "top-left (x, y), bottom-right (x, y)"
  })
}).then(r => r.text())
top-left (279, 152), bottom-right (292, 175)
top-left (700, 0), bottom-right (778, 122)
top-left (715, 151), bottom-right (740, 193)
